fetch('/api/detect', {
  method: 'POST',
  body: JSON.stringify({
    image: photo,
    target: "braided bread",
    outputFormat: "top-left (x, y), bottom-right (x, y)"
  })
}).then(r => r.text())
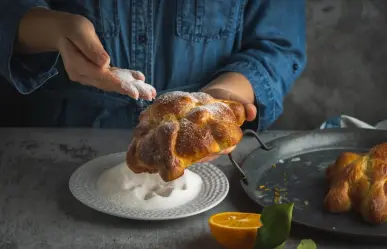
top-left (324, 143), bottom-right (387, 224)
top-left (126, 91), bottom-right (246, 182)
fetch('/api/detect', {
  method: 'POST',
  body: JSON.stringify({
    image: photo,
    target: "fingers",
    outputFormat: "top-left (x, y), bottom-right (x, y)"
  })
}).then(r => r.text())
top-left (60, 23), bottom-right (157, 100)
top-left (244, 103), bottom-right (257, 121)
top-left (112, 69), bottom-right (145, 81)
top-left (218, 145), bottom-right (237, 155)
top-left (198, 155), bottom-right (220, 163)
top-left (131, 80), bottom-right (156, 101)
top-left (60, 38), bottom-right (123, 93)
top-left (111, 68), bottom-right (157, 101)
top-left (201, 88), bottom-right (257, 121)
top-left (121, 80), bottom-right (140, 100)
top-left (198, 145), bottom-right (237, 163)
top-left (131, 70), bottom-right (146, 81)
top-left (151, 88), bottom-right (157, 99)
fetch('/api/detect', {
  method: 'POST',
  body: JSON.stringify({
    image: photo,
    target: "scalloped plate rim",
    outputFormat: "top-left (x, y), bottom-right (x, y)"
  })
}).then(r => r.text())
top-left (69, 152), bottom-right (230, 221)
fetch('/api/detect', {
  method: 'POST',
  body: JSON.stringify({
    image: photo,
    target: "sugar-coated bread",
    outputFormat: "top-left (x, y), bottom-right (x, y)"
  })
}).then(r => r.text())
top-left (324, 143), bottom-right (387, 224)
top-left (126, 91), bottom-right (246, 182)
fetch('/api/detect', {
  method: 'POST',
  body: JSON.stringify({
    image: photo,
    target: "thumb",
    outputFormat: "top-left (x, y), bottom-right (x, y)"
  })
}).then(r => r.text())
top-left (69, 22), bottom-right (110, 67)
top-left (244, 103), bottom-right (257, 122)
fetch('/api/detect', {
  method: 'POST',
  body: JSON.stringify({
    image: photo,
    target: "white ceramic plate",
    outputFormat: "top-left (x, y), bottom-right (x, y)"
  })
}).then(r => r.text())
top-left (69, 153), bottom-right (229, 220)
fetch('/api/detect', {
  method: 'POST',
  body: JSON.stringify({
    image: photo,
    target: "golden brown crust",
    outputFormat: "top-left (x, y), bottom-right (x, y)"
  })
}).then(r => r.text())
top-left (324, 143), bottom-right (387, 224)
top-left (126, 91), bottom-right (246, 182)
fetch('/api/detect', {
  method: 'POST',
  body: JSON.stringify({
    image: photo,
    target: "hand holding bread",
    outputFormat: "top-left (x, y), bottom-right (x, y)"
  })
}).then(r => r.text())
top-left (126, 91), bottom-right (247, 182)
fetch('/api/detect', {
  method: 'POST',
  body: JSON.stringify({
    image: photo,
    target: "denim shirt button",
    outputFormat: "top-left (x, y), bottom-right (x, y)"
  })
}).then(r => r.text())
top-left (138, 34), bottom-right (148, 44)
top-left (292, 63), bottom-right (299, 72)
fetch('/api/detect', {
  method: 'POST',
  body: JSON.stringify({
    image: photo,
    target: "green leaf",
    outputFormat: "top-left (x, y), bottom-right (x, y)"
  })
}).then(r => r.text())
top-left (254, 202), bottom-right (294, 249)
top-left (297, 239), bottom-right (317, 249)
top-left (272, 241), bottom-right (286, 249)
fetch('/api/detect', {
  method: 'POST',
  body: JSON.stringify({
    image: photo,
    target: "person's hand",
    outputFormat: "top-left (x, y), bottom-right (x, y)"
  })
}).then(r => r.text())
top-left (202, 88), bottom-right (257, 122)
top-left (108, 67), bottom-right (156, 100)
top-left (198, 73), bottom-right (258, 162)
top-left (197, 145), bottom-right (237, 163)
top-left (17, 8), bottom-right (156, 100)
top-left (55, 13), bottom-right (156, 100)
top-left (197, 88), bottom-right (257, 162)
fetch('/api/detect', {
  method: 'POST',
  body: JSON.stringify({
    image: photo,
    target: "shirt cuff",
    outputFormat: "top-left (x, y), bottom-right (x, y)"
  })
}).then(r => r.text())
top-left (213, 61), bottom-right (276, 132)
top-left (0, 1), bottom-right (59, 94)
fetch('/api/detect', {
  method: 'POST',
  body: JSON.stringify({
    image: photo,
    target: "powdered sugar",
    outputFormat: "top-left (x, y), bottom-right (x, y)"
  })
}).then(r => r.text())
top-left (187, 101), bottom-right (231, 119)
top-left (153, 91), bottom-right (235, 122)
top-left (177, 119), bottom-right (197, 149)
top-left (112, 68), bottom-right (156, 101)
top-left (157, 91), bottom-right (197, 104)
top-left (130, 91), bottom-right (242, 180)
top-left (201, 102), bottom-right (228, 115)
top-left (176, 118), bottom-right (213, 153)
top-left (96, 162), bottom-right (203, 209)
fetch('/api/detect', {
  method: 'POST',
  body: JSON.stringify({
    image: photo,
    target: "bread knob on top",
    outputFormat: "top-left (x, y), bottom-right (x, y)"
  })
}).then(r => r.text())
top-left (126, 91), bottom-right (246, 182)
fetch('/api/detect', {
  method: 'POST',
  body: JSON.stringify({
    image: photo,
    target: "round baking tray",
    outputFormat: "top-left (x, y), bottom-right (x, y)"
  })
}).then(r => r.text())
top-left (228, 128), bottom-right (387, 241)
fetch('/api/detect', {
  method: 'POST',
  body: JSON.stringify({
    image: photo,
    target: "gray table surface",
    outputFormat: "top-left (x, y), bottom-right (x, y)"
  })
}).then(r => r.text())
top-left (0, 128), bottom-right (382, 249)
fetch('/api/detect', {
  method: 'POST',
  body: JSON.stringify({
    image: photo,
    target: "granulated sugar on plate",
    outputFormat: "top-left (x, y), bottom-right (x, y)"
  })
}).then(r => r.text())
top-left (291, 157), bottom-right (301, 162)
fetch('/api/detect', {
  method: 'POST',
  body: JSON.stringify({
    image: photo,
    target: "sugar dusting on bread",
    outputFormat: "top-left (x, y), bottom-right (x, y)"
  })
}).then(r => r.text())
top-left (126, 91), bottom-right (246, 182)
top-left (176, 118), bottom-right (214, 157)
top-left (158, 91), bottom-right (214, 104)
top-left (157, 91), bottom-right (197, 104)
top-left (190, 92), bottom-right (214, 103)
top-left (157, 91), bottom-right (235, 122)
top-left (177, 119), bottom-right (197, 148)
top-left (188, 102), bottom-right (229, 116)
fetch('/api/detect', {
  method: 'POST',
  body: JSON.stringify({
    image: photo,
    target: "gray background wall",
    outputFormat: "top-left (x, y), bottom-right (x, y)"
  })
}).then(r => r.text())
top-left (272, 0), bottom-right (387, 130)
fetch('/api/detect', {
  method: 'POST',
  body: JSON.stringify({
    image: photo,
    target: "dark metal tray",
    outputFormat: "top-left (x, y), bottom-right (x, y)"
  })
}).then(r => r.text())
top-left (228, 128), bottom-right (387, 240)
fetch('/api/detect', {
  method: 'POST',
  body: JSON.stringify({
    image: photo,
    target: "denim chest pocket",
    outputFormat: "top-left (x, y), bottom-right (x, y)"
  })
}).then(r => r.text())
top-left (176, 0), bottom-right (243, 42)
top-left (49, 0), bottom-right (120, 38)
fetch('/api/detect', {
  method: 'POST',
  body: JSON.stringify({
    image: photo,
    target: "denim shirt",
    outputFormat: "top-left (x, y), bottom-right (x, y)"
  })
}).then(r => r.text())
top-left (0, 0), bottom-right (306, 130)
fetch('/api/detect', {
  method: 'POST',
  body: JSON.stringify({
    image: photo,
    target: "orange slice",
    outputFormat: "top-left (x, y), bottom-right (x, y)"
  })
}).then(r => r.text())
top-left (208, 212), bottom-right (262, 249)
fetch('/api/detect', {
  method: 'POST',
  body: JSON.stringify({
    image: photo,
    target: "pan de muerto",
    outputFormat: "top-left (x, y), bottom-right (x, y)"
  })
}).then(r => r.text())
top-left (126, 91), bottom-right (246, 182)
top-left (324, 143), bottom-right (387, 224)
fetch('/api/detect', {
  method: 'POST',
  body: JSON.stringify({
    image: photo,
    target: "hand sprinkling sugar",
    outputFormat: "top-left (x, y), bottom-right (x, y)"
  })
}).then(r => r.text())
top-left (110, 68), bottom-right (157, 101)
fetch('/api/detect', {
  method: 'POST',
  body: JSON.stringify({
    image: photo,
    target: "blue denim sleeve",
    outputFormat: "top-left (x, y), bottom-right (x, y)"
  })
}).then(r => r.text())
top-left (0, 0), bottom-right (59, 94)
top-left (214, 0), bottom-right (307, 131)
